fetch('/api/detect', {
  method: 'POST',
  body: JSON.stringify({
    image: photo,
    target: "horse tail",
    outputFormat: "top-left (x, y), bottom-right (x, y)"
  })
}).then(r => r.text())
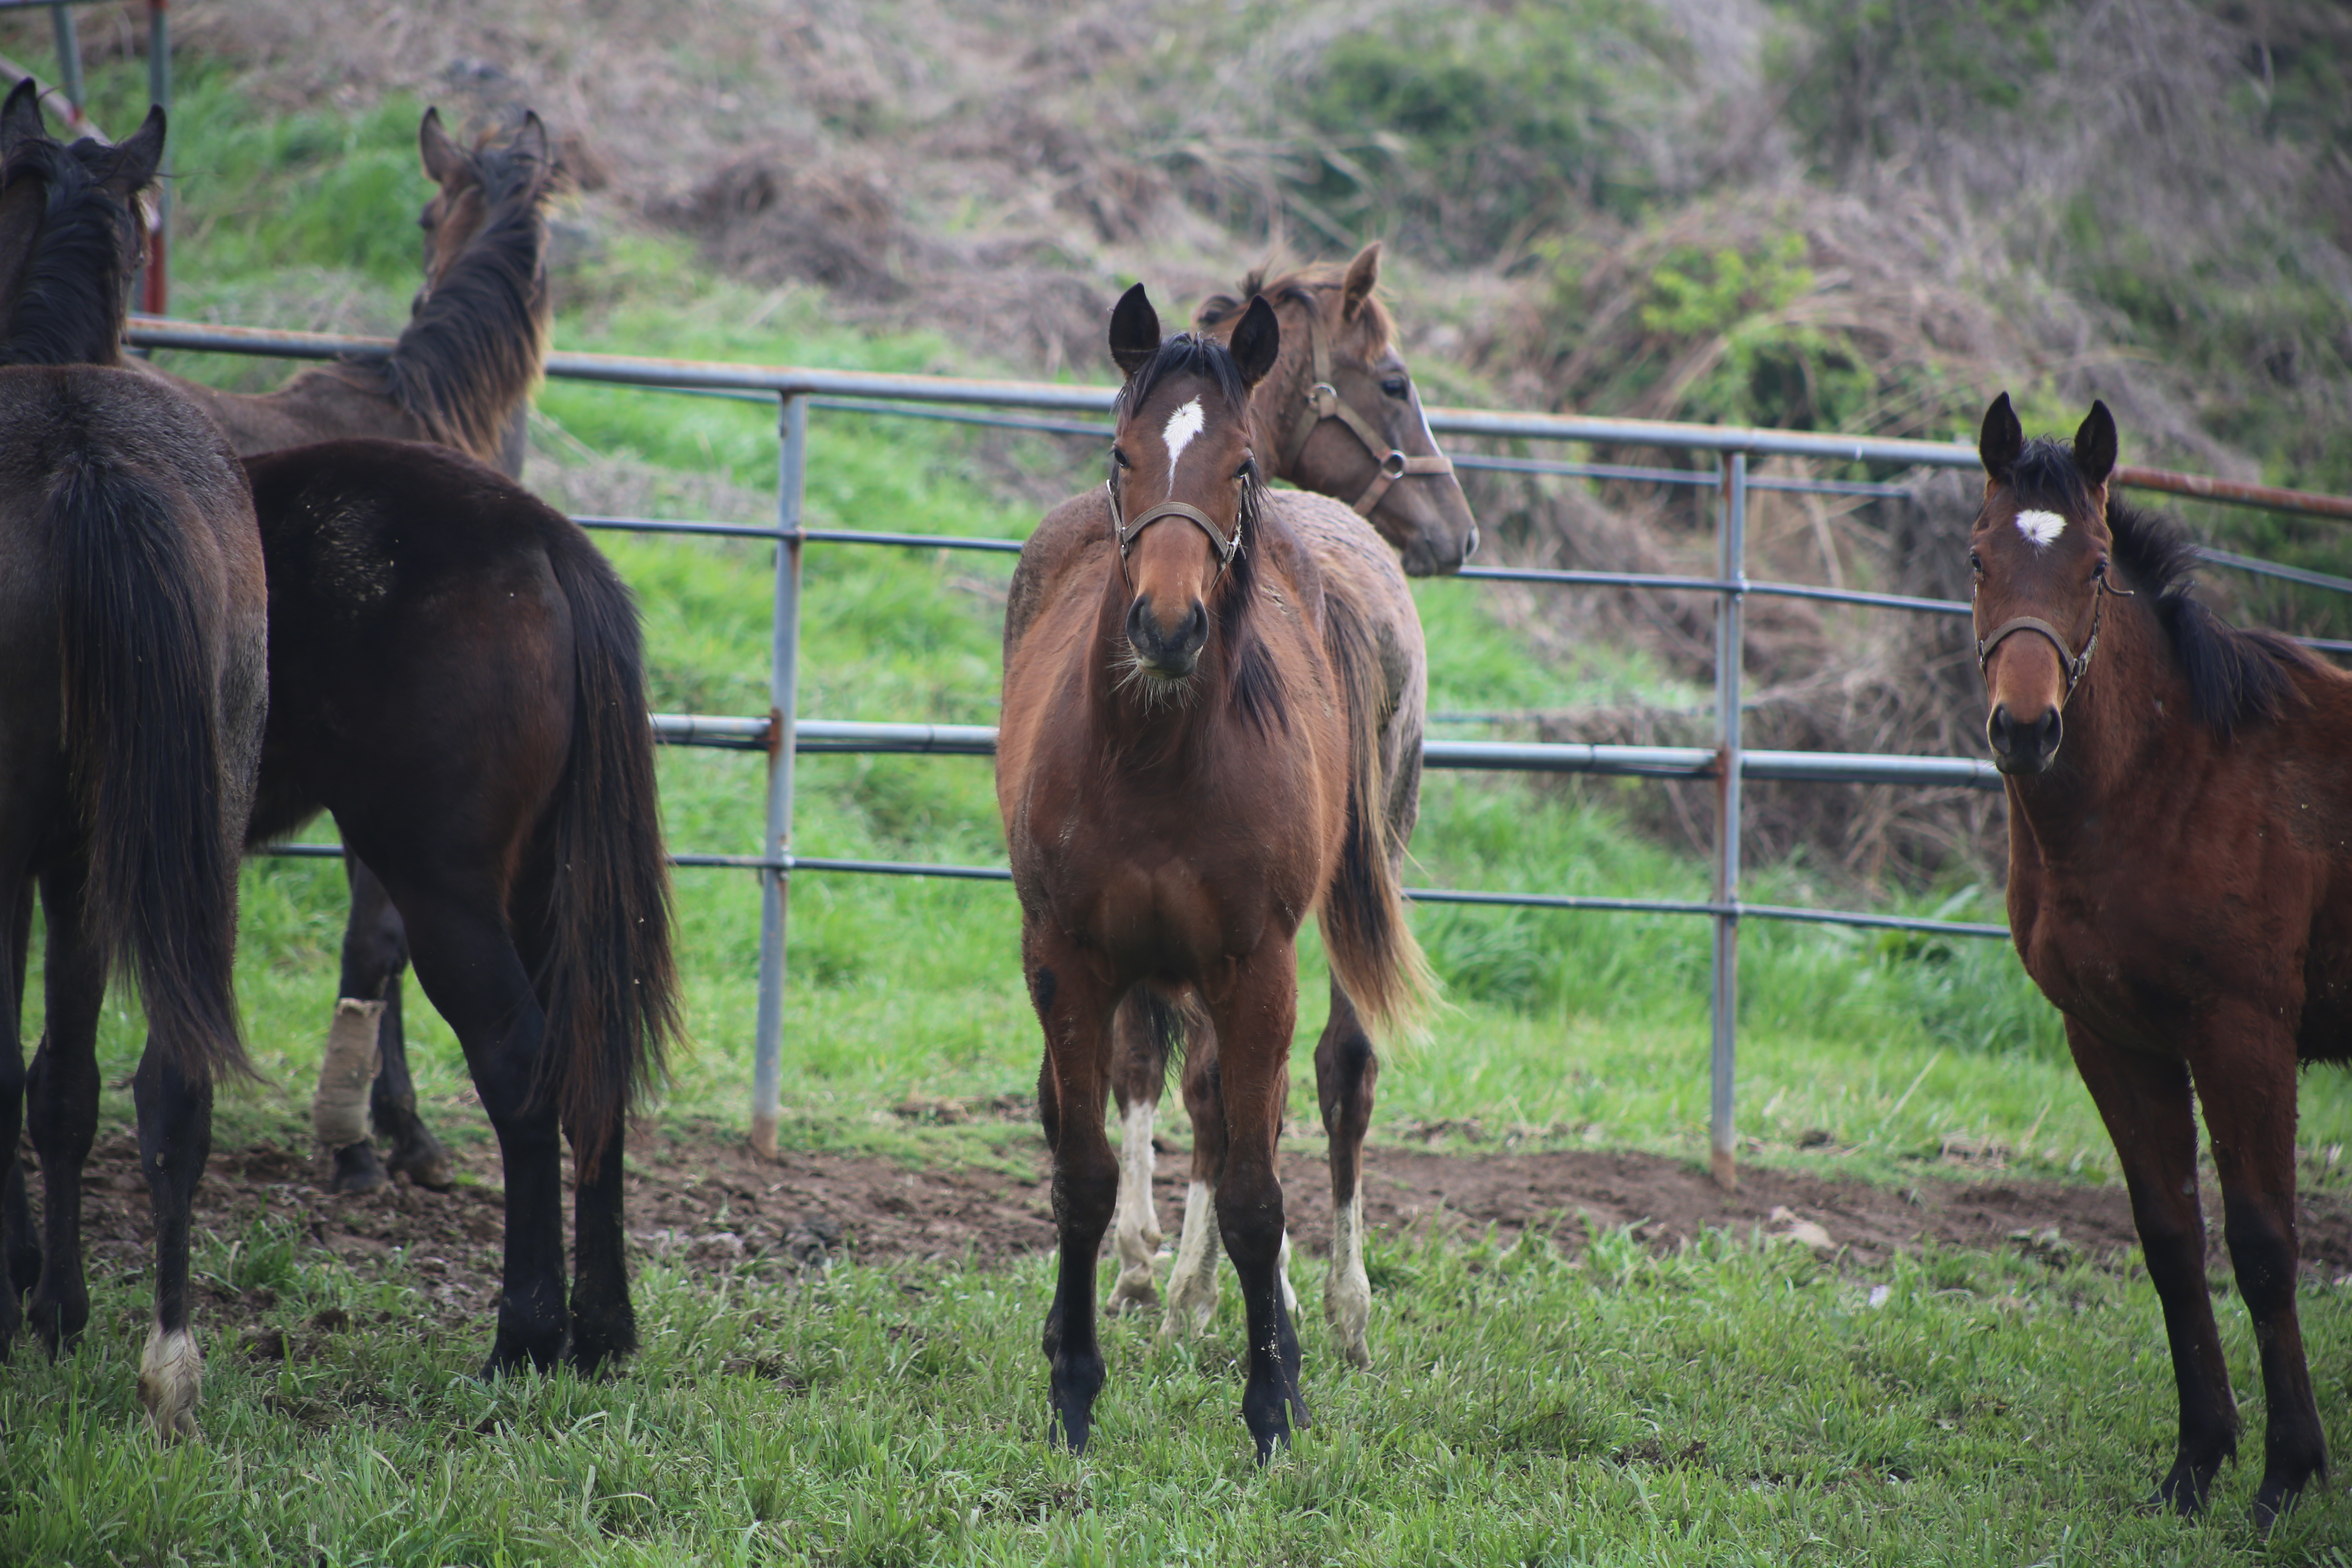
top-left (1314, 593), bottom-right (1437, 1043)
top-left (536, 523), bottom-right (680, 1177)
top-left (48, 454), bottom-right (250, 1082)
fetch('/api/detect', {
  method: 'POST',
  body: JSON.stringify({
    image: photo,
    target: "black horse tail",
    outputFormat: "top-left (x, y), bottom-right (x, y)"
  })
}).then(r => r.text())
top-left (1314, 592), bottom-right (1437, 1045)
top-left (536, 524), bottom-right (680, 1177)
top-left (49, 454), bottom-right (250, 1082)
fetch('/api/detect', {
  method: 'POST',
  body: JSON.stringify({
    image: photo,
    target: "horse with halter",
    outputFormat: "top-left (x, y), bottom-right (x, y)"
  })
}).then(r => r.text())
top-left (0, 87), bottom-right (269, 1438)
top-left (1092, 244), bottom-right (1470, 1366)
top-left (1000, 284), bottom-right (1433, 1458)
top-left (145, 106), bottom-right (560, 1196)
top-left (0, 89), bottom-right (681, 1381)
top-left (1972, 392), bottom-right (2352, 1524)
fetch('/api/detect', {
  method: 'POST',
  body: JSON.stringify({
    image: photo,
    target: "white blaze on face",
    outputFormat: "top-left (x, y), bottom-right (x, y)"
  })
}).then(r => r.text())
top-left (2015, 509), bottom-right (2067, 548)
top-left (1160, 396), bottom-right (1205, 497)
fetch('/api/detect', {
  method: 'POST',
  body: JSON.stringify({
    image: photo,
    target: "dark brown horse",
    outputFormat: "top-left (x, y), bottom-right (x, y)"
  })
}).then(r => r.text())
top-left (1098, 247), bottom-right (1465, 1366)
top-left (241, 436), bottom-right (679, 1376)
top-left (1000, 284), bottom-right (1433, 1458)
top-left (0, 89), bottom-right (269, 1437)
top-left (1973, 392), bottom-right (2351, 1524)
top-left (149, 106), bottom-right (559, 1195)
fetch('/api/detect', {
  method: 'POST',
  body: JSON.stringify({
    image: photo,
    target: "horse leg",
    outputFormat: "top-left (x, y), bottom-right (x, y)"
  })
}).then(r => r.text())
top-left (1208, 945), bottom-right (1308, 1461)
top-left (2065, 1020), bottom-right (2236, 1513)
top-left (566, 1111), bottom-right (635, 1374)
top-left (1026, 928), bottom-right (1118, 1452)
top-left (390, 881), bottom-right (568, 1375)
top-left (0, 875), bottom-right (27, 1346)
top-left (2189, 1020), bottom-right (2328, 1525)
top-left (326, 859), bottom-right (452, 1193)
top-left (24, 864), bottom-right (104, 1360)
top-left (1160, 1020), bottom-right (1225, 1343)
top-left (1107, 991), bottom-right (1168, 1316)
top-left (1314, 976), bottom-right (1378, 1368)
top-left (131, 1041), bottom-right (212, 1439)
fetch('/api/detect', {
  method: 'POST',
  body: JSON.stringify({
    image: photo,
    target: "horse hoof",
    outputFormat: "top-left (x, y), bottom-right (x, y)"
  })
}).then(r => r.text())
top-left (386, 1135), bottom-right (454, 1193)
top-left (329, 1141), bottom-right (392, 1194)
top-left (1106, 1272), bottom-right (1160, 1316)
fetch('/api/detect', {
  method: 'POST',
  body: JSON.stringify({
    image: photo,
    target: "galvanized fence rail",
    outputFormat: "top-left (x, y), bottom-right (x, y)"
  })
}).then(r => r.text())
top-left (127, 317), bottom-right (2352, 1185)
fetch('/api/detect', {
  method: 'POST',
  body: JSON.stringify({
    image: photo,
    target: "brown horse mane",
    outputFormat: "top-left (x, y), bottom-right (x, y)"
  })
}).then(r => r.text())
top-left (353, 122), bottom-right (553, 458)
top-left (2009, 436), bottom-right (2316, 738)
top-left (0, 133), bottom-right (141, 365)
top-left (1196, 257), bottom-right (1396, 361)
top-left (1116, 330), bottom-right (1286, 734)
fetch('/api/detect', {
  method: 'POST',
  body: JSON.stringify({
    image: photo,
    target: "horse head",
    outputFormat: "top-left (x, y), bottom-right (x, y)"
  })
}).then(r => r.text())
top-left (0, 78), bottom-right (161, 365)
top-left (414, 105), bottom-right (552, 310)
top-left (1106, 282), bottom-right (1278, 686)
top-left (1195, 241), bottom-right (1477, 576)
top-left (1971, 392), bottom-right (2122, 775)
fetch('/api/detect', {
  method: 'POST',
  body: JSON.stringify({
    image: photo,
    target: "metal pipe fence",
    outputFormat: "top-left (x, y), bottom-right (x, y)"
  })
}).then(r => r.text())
top-left (130, 318), bottom-right (2352, 1185)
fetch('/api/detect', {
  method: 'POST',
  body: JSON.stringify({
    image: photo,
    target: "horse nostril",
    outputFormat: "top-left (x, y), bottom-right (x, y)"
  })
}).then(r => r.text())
top-left (1180, 600), bottom-right (1207, 651)
top-left (1987, 704), bottom-right (2014, 755)
top-left (1463, 525), bottom-right (1479, 561)
top-left (2034, 707), bottom-right (2063, 758)
top-left (1125, 594), bottom-right (1156, 654)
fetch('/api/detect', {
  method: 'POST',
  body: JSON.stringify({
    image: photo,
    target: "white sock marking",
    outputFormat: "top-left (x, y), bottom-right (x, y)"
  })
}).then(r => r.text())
top-left (1276, 1229), bottom-right (1298, 1316)
top-left (1160, 1179), bottom-right (1221, 1339)
top-left (1108, 1099), bottom-right (1163, 1312)
top-left (2015, 509), bottom-right (2066, 548)
top-left (139, 1325), bottom-right (204, 1439)
top-left (1160, 397), bottom-right (1205, 497)
top-left (1326, 1189), bottom-right (1372, 1367)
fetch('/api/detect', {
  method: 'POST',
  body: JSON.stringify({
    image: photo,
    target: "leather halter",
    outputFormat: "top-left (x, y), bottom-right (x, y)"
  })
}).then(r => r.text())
top-left (1975, 567), bottom-right (2129, 710)
top-left (1279, 308), bottom-right (1454, 518)
top-left (1105, 463), bottom-right (1242, 591)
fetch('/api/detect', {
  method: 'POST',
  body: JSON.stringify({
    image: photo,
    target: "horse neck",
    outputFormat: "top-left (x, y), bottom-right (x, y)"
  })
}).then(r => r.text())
top-left (2003, 593), bottom-right (2189, 856)
top-left (374, 185), bottom-right (551, 462)
top-left (1252, 296), bottom-right (1328, 479)
top-left (0, 198), bottom-right (127, 366)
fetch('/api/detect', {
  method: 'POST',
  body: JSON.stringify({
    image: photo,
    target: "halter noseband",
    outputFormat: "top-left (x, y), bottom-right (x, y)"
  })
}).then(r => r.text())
top-left (1974, 567), bottom-right (2129, 710)
top-left (1105, 462), bottom-right (1243, 590)
top-left (1280, 307), bottom-right (1454, 518)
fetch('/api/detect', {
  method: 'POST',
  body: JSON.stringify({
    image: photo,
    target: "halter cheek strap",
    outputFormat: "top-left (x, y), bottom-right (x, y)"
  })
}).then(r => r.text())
top-left (1280, 311), bottom-right (1454, 518)
top-left (1974, 573), bottom-right (2127, 710)
top-left (1106, 472), bottom-right (1242, 589)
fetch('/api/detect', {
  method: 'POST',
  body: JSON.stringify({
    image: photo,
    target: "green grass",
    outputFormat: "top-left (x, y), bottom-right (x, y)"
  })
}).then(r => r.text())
top-left (11, 54), bottom-right (2352, 1566)
top-left (4, 1220), bottom-right (2350, 1563)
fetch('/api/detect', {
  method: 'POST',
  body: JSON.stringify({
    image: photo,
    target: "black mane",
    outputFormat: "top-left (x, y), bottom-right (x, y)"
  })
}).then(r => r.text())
top-left (365, 127), bottom-right (552, 460)
top-left (1116, 331), bottom-right (1285, 733)
top-left (2009, 436), bottom-right (2312, 738)
top-left (0, 134), bottom-right (140, 366)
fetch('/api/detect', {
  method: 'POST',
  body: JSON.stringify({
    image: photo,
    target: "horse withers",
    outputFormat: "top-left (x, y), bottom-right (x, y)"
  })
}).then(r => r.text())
top-left (1000, 284), bottom-right (1433, 1459)
top-left (1972, 392), bottom-right (2352, 1523)
top-left (0, 87), bottom-right (269, 1438)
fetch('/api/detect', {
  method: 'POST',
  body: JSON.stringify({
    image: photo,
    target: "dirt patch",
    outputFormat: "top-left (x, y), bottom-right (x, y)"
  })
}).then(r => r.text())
top-left (35, 1122), bottom-right (2352, 1336)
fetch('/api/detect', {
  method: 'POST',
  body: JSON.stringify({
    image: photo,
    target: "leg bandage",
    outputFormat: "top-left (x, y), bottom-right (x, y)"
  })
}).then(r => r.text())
top-left (311, 998), bottom-right (385, 1147)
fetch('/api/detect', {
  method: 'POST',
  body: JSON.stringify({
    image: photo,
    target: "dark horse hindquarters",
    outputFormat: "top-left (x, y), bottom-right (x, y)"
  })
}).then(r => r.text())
top-left (241, 438), bottom-right (677, 1374)
top-left (1974, 394), bottom-right (2352, 1525)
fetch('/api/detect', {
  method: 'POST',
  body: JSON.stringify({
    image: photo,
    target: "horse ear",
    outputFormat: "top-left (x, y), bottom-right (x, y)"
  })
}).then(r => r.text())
top-left (420, 107), bottom-right (466, 185)
top-left (1978, 392), bottom-right (2023, 481)
top-left (1109, 283), bottom-right (1160, 379)
top-left (103, 107), bottom-right (165, 197)
top-left (1230, 294), bottom-right (1281, 389)
top-left (1341, 241), bottom-right (1381, 320)
top-left (513, 109), bottom-right (550, 169)
top-left (2, 78), bottom-right (49, 159)
top-left (2074, 400), bottom-right (2117, 489)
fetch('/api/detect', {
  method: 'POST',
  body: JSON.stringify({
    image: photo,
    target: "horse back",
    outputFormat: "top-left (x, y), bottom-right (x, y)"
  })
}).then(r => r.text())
top-left (138, 360), bottom-right (432, 460)
top-left (241, 438), bottom-right (572, 852)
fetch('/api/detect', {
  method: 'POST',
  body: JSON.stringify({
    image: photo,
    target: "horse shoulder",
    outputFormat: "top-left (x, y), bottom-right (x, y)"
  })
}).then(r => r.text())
top-left (1006, 488), bottom-right (1113, 666)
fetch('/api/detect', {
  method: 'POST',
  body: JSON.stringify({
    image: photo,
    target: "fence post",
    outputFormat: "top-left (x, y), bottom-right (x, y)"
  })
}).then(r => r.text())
top-left (1710, 450), bottom-right (1748, 1190)
top-left (48, 6), bottom-right (83, 123)
top-left (140, 0), bottom-right (168, 315)
top-left (751, 392), bottom-right (807, 1158)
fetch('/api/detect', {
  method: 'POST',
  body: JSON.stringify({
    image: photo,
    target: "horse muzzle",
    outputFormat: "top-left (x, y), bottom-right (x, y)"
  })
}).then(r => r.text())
top-left (1987, 702), bottom-right (2062, 775)
top-left (1126, 594), bottom-right (1207, 679)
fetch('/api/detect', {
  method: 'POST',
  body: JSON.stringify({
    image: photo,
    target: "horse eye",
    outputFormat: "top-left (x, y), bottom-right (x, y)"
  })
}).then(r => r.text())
top-left (1111, 447), bottom-right (1131, 470)
top-left (1234, 461), bottom-right (1251, 483)
top-left (1381, 376), bottom-right (1408, 399)
top-left (2092, 557), bottom-right (2110, 579)
top-left (1968, 551), bottom-right (1983, 575)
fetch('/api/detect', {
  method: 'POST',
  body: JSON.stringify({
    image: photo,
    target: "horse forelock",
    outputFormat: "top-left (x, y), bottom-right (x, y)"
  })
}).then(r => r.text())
top-left (0, 135), bottom-right (139, 365)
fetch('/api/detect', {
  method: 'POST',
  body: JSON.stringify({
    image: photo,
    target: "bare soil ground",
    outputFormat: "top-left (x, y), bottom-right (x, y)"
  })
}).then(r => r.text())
top-left (41, 1117), bottom-right (2352, 1350)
